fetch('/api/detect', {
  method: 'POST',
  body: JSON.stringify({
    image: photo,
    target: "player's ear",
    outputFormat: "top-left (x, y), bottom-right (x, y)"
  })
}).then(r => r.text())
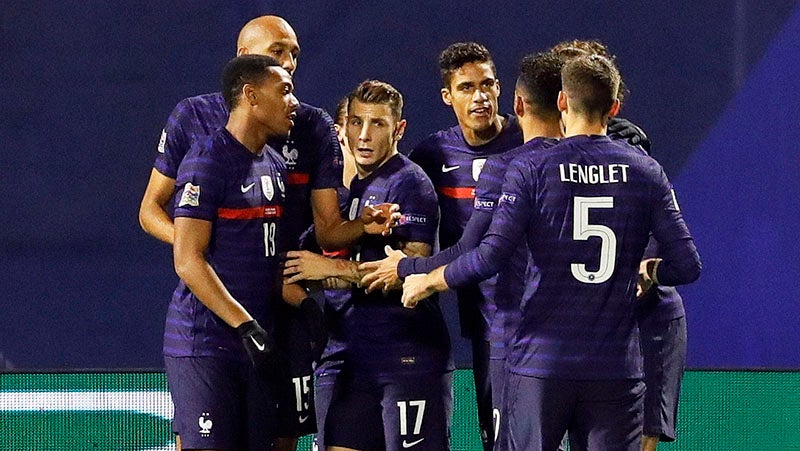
top-left (243, 84), bottom-right (258, 105)
top-left (557, 91), bottom-right (568, 113)
top-left (441, 88), bottom-right (452, 106)
top-left (236, 46), bottom-right (248, 56)
top-left (394, 119), bottom-right (407, 141)
top-left (607, 99), bottom-right (621, 118)
top-left (513, 91), bottom-right (525, 118)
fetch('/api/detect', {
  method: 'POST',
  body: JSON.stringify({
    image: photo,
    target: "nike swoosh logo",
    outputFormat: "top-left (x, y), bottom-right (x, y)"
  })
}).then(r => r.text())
top-left (249, 336), bottom-right (265, 351)
top-left (241, 183), bottom-right (255, 193)
top-left (441, 164), bottom-right (460, 173)
top-left (298, 415), bottom-right (309, 423)
top-left (402, 438), bottom-right (425, 448)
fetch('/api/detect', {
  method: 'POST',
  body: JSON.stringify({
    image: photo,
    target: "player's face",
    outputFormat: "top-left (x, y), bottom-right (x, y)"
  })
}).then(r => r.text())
top-left (244, 30), bottom-right (300, 75)
top-left (441, 61), bottom-right (501, 134)
top-left (345, 100), bottom-right (406, 176)
top-left (252, 67), bottom-right (299, 138)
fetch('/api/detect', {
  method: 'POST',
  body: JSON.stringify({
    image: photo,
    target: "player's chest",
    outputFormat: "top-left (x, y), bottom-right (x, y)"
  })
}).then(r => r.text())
top-left (224, 162), bottom-right (287, 208)
top-left (435, 153), bottom-right (489, 187)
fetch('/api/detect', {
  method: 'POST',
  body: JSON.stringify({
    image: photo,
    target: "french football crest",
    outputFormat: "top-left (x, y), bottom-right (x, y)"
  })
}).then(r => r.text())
top-left (472, 158), bottom-right (487, 182)
top-left (282, 144), bottom-right (299, 166)
top-left (261, 175), bottom-right (274, 201)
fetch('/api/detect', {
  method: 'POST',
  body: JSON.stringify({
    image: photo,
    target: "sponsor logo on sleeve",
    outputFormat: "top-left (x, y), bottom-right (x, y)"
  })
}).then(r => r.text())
top-left (499, 192), bottom-right (517, 205)
top-left (441, 164), bottom-right (460, 173)
top-left (157, 129), bottom-right (167, 153)
top-left (474, 197), bottom-right (495, 210)
top-left (399, 214), bottom-right (428, 225)
top-left (178, 183), bottom-right (200, 207)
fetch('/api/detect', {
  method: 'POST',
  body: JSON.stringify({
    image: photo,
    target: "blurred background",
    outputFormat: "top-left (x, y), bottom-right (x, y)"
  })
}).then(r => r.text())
top-left (1, 0), bottom-right (798, 370)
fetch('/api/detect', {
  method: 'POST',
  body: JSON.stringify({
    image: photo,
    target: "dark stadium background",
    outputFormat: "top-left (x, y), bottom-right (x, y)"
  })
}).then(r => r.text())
top-left (1, 0), bottom-right (798, 370)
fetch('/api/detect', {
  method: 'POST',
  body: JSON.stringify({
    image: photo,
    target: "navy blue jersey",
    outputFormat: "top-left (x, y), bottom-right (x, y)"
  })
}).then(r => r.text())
top-left (164, 128), bottom-right (287, 361)
top-left (409, 114), bottom-right (522, 248)
top-left (153, 92), bottom-right (343, 247)
top-left (399, 138), bottom-right (558, 357)
top-left (410, 114), bottom-right (522, 339)
top-left (444, 135), bottom-right (700, 379)
top-left (342, 154), bottom-right (452, 375)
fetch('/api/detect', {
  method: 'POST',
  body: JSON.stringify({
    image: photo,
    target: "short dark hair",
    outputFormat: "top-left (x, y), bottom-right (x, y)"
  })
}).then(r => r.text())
top-left (561, 54), bottom-right (621, 119)
top-left (334, 97), bottom-right (348, 127)
top-left (516, 52), bottom-right (563, 119)
top-left (347, 80), bottom-right (404, 120)
top-left (438, 42), bottom-right (496, 89)
top-left (220, 54), bottom-right (282, 110)
top-left (550, 39), bottom-right (628, 105)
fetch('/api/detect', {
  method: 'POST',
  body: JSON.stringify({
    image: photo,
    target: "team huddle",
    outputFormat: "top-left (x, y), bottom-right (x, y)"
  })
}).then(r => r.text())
top-left (139, 14), bottom-right (701, 451)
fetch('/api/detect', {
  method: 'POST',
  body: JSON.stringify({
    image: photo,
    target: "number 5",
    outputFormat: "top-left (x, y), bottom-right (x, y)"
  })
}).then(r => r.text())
top-left (571, 196), bottom-right (616, 284)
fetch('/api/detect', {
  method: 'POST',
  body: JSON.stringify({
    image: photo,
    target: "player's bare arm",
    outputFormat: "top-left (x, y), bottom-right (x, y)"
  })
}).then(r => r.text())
top-left (283, 249), bottom-right (363, 285)
top-left (311, 188), bottom-right (401, 251)
top-left (358, 245), bottom-right (407, 293)
top-left (173, 216), bottom-right (252, 327)
top-left (138, 169), bottom-right (177, 244)
top-left (402, 265), bottom-right (448, 308)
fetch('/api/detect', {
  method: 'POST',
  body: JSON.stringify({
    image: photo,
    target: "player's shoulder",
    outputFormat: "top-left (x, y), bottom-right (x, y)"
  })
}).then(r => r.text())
top-left (412, 124), bottom-right (462, 154)
top-left (172, 92), bottom-right (226, 116)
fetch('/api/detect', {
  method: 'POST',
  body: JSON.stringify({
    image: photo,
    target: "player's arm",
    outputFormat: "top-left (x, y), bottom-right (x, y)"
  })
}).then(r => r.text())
top-left (311, 188), bottom-right (400, 251)
top-left (283, 249), bottom-right (364, 285)
top-left (139, 169), bottom-right (176, 244)
top-left (402, 161), bottom-right (534, 306)
top-left (358, 209), bottom-right (491, 293)
top-left (173, 217), bottom-right (252, 327)
top-left (644, 171), bottom-right (702, 287)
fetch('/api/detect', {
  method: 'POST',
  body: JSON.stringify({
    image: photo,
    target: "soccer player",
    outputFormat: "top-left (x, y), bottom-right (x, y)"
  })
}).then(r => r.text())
top-left (164, 54), bottom-right (297, 451)
top-left (283, 80), bottom-right (453, 451)
top-left (551, 39), bottom-right (689, 451)
top-left (402, 54), bottom-right (701, 451)
top-left (138, 16), bottom-right (397, 450)
top-left (407, 42), bottom-right (521, 450)
top-left (360, 50), bottom-right (565, 442)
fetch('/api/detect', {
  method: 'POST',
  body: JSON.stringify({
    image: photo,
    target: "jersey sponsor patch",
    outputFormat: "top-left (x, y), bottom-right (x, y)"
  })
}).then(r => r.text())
top-left (499, 192), bottom-right (517, 205)
top-left (178, 183), bottom-right (200, 207)
top-left (157, 129), bottom-right (167, 153)
top-left (400, 214), bottom-right (428, 225)
top-left (349, 198), bottom-right (360, 220)
top-left (474, 197), bottom-right (495, 211)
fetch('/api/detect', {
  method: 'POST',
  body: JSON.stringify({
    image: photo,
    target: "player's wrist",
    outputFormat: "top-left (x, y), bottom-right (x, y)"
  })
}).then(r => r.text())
top-left (236, 319), bottom-right (261, 338)
top-left (646, 258), bottom-right (663, 285)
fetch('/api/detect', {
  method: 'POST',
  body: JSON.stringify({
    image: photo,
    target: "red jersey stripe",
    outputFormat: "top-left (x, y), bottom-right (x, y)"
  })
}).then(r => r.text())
top-left (288, 172), bottom-right (310, 185)
top-left (217, 205), bottom-right (283, 219)
top-left (438, 186), bottom-right (476, 199)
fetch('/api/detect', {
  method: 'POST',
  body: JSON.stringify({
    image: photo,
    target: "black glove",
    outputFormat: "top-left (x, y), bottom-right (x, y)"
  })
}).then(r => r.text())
top-left (237, 319), bottom-right (282, 382)
top-left (299, 297), bottom-right (328, 362)
top-left (608, 117), bottom-right (651, 153)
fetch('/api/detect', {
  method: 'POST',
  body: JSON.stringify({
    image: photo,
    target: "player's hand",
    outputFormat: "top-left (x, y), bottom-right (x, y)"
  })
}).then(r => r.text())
top-left (237, 319), bottom-right (282, 382)
top-left (299, 297), bottom-right (328, 362)
top-left (636, 258), bottom-right (658, 298)
top-left (358, 245), bottom-right (406, 294)
top-left (401, 273), bottom-right (437, 308)
top-left (361, 203), bottom-right (402, 236)
top-left (283, 250), bottom-right (335, 284)
top-left (608, 117), bottom-right (651, 153)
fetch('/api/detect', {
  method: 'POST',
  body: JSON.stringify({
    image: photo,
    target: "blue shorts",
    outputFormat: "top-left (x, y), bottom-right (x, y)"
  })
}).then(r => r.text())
top-left (325, 371), bottom-right (452, 451)
top-left (498, 373), bottom-right (644, 451)
top-left (164, 356), bottom-right (278, 450)
top-left (641, 316), bottom-right (687, 441)
top-left (489, 357), bottom-right (507, 442)
top-left (312, 368), bottom-right (339, 450)
top-left (274, 304), bottom-right (317, 437)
